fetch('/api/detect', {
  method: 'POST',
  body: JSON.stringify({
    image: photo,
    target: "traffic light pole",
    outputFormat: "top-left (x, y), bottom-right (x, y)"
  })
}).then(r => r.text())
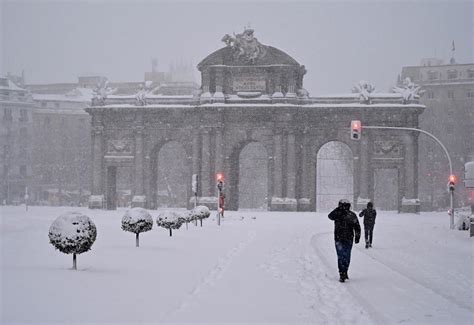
top-left (363, 126), bottom-right (455, 228)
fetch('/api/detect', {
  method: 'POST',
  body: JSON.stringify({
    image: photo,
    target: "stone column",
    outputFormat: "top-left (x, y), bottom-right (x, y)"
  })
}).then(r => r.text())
top-left (357, 131), bottom-right (370, 210)
top-left (191, 128), bottom-right (200, 197)
top-left (214, 68), bottom-right (224, 100)
top-left (201, 70), bottom-right (212, 103)
top-left (299, 132), bottom-right (311, 211)
top-left (134, 125), bottom-right (144, 196)
top-left (402, 132), bottom-right (419, 212)
top-left (200, 128), bottom-right (211, 197)
top-left (273, 133), bottom-right (283, 198)
top-left (215, 127), bottom-right (224, 174)
top-left (285, 132), bottom-right (297, 211)
top-left (91, 125), bottom-right (104, 195)
top-left (286, 132), bottom-right (296, 198)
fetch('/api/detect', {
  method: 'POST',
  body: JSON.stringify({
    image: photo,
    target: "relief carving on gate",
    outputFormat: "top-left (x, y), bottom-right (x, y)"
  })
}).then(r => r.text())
top-left (373, 140), bottom-right (403, 158)
top-left (106, 135), bottom-right (133, 155)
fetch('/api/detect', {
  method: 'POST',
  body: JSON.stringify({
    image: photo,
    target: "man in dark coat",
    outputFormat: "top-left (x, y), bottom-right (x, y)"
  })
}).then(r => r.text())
top-left (359, 202), bottom-right (377, 249)
top-left (328, 199), bottom-right (361, 282)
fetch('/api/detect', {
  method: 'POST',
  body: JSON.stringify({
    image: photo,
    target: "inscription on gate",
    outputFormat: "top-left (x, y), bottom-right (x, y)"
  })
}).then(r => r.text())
top-left (233, 74), bottom-right (266, 91)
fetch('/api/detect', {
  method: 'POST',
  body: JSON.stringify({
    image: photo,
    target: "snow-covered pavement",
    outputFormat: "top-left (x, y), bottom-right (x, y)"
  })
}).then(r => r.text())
top-left (1, 206), bottom-right (473, 324)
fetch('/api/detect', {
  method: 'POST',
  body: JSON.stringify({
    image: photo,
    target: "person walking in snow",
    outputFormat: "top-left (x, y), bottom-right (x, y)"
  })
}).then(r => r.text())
top-left (328, 199), bottom-right (361, 283)
top-left (359, 202), bottom-right (377, 249)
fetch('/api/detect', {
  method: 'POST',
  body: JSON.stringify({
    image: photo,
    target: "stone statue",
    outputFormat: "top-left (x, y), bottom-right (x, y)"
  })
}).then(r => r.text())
top-left (221, 27), bottom-right (267, 64)
top-left (392, 77), bottom-right (424, 104)
top-left (352, 80), bottom-right (375, 104)
top-left (92, 79), bottom-right (114, 106)
top-left (135, 85), bottom-right (148, 106)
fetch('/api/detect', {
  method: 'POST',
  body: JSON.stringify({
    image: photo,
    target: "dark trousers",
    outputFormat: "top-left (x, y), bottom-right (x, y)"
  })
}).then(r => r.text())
top-left (364, 224), bottom-right (374, 244)
top-left (335, 241), bottom-right (353, 274)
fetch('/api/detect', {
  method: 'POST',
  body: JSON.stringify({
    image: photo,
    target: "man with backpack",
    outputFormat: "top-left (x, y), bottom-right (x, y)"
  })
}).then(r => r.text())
top-left (359, 202), bottom-right (377, 249)
top-left (328, 199), bottom-right (361, 283)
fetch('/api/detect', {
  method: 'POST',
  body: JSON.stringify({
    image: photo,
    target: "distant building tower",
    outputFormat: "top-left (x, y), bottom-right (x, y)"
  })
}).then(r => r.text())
top-left (400, 58), bottom-right (474, 209)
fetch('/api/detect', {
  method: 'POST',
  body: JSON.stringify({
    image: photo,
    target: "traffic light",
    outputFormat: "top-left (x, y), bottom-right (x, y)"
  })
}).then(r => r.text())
top-left (216, 173), bottom-right (224, 182)
top-left (448, 174), bottom-right (456, 191)
top-left (351, 120), bottom-right (362, 140)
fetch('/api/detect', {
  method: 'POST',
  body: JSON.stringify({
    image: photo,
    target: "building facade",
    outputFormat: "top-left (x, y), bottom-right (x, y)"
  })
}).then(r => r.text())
top-left (0, 77), bottom-right (35, 204)
top-left (31, 89), bottom-right (92, 206)
top-left (400, 59), bottom-right (474, 209)
top-left (87, 29), bottom-right (425, 212)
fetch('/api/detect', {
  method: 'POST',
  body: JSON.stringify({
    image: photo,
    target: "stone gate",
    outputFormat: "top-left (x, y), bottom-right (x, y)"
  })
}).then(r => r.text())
top-left (86, 28), bottom-right (424, 212)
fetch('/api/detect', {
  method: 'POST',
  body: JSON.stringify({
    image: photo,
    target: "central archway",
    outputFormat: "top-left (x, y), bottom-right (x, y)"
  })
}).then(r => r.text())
top-left (316, 141), bottom-right (354, 211)
top-left (153, 141), bottom-right (189, 208)
top-left (232, 142), bottom-right (268, 210)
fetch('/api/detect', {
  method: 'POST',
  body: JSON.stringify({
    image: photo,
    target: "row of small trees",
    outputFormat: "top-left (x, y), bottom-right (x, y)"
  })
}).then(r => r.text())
top-left (48, 206), bottom-right (211, 269)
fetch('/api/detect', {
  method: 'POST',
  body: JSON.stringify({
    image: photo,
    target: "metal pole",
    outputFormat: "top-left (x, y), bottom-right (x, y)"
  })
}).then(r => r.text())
top-left (217, 183), bottom-right (221, 226)
top-left (364, 125), bottom-right (454, 228)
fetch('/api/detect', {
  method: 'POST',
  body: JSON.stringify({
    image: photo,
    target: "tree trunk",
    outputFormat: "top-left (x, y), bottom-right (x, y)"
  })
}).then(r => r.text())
top-left (169, 228), bottom-right (172, 237)
top-left (72, 253), bottom-right (77, 270)
top-left (200, 219), bottom-right (203, 227)
top-left (136, 233), bottom-right (139, 247)
top-left (186, 221), bottom-right (188, 230)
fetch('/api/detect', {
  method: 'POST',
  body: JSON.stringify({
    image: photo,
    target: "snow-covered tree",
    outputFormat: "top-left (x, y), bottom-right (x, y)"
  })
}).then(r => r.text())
top-left (48, 212), bottom-right (97, 270)
top-left (190, 205), bottom-right (211, 227)
top-left (181, 210), bottom-right (194, 229)
top-left (156, 211), bottom-right (183, 236)
top-left (121, 207), bottom-right (153, 247)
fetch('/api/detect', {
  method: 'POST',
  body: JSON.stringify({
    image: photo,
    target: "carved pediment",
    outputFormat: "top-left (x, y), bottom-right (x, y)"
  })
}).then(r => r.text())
top-left (373, 140), bottom-right (403, 157)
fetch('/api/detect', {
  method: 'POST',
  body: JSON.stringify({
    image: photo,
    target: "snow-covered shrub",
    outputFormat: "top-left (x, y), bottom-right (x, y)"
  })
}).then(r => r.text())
top-left (190, 205), bottom-right (210, 227)
top-left (121, 207), bottom-right (153, 247)
top-left (156, 211), bottom-right (183, 236)
top-left (180, 210), bottom-right (194, 229)
top-left (48, 212), bottom-right (97, 270)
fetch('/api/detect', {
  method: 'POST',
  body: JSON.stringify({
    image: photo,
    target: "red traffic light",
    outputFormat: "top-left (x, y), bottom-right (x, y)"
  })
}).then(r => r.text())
top-left (448, 174), bottom-right (457, 184)
top-left (350, 120), bottom-right (362, 140)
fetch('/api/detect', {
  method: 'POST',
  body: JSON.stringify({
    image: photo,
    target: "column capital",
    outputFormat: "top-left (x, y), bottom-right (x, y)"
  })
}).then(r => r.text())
top-left (133, 125), bottom-right (145, 135)
top-left (92, 125), bottom-right (104, 135)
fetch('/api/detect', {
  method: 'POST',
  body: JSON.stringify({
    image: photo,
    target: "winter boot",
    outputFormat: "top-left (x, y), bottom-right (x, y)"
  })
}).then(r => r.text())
top-left (369, 243), bottom-right (372, 248)
top-left (344, 272), bottom-right (349, 280)
top-left (365, 242), bottom-right (369, 249)
top-left (339, 273), bottom-right (345, 283)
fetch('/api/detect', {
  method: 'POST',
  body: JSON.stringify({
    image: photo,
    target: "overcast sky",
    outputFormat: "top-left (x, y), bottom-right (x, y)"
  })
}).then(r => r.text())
top-left (1, 0), bottom-right (472, 94)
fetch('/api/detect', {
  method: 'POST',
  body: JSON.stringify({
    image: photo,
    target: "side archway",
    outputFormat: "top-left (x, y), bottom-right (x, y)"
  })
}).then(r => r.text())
top-left (227, 141), bottom-right (269, 210)
top-left (150, 141), bottom-right (190, 208)
top-left (316, 141), bottom-right (354, 211)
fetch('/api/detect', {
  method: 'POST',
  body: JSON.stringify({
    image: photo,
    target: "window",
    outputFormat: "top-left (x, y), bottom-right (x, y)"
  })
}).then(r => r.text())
top-left (44, 116), bottom-right (51, 127)
top-left (447, 70), bottom-right (458, 80)
top-left (468, 69), bottom-right (474, 79)
top-left (428, 71), bottom-right (438, 80)
top-left (448, 90), bottom-right (454, 99)
top-left (54, 102), bottom-right (60, 109)
top-left (467, 90), bottom-right (474, 98)
top-left (41, 102), bottom-right (47, 108)
top-left (20, 127), bottom-right (27, 138)
top-left (427, 90), bottom-right (435, 99)
top-left (19, 109), bottom-right (28, 122)
top-left (3, 108), bottom-right (12, 121)
top-left (19, 165), bottom-right (27, 177)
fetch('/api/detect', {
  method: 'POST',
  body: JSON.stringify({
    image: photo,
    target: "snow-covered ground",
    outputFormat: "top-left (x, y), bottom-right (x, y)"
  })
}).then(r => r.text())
top-left (1, 206), bottom-right (473, 324)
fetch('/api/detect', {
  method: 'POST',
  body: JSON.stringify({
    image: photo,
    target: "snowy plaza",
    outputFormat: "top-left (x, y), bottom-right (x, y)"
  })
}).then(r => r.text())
top-left (1, 206), bottom-right (472, 324)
